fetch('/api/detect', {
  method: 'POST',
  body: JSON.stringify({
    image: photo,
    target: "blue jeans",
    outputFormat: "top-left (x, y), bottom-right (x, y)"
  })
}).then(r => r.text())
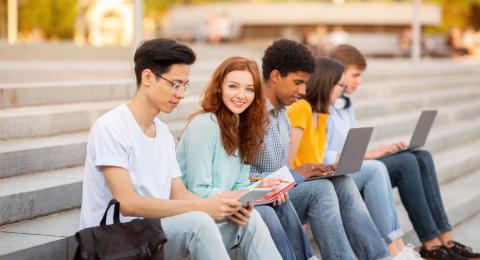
top-left (379, 149), bottom-right (452, 242)
top-left (288, 174), bottom-right (389, 260)
top-left (256, 200), bottom-right (315, 260)
top-left (349, 160), bottom-right (404, 244)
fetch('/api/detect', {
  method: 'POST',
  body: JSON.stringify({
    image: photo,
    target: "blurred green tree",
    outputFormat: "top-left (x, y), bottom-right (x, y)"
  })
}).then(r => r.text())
top-left (432, 0), bottom-right (480, 31)
top-left (18, 0), bottom-right (78, 39)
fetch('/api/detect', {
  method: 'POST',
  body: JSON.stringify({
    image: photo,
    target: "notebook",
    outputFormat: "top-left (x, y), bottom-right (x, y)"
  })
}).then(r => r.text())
top-left (250, 166), bottom-right (296, 205)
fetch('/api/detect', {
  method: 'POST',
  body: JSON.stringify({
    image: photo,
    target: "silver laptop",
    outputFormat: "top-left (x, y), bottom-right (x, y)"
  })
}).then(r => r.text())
top-left (405, 110), bottom-right (438, 151)
top-left (307, 127), bottom-right (374, 180)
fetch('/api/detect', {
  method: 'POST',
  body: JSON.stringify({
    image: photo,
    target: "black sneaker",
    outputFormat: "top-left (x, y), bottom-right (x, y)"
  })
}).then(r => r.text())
top-left (447, 241), bottom-right (480, 259)
top-left (419, 245), bottom-right (467, 260)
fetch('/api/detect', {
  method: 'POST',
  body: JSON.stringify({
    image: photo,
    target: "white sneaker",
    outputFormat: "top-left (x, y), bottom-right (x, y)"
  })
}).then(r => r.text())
top-left (392, 249), bottom-right (408, 260)
top-left (402, 244), bottom-right (425, 260)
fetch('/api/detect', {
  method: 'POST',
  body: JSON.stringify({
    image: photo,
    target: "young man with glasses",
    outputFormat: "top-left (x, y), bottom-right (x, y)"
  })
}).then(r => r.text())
top-left (79, 38), bottom-right (278, 259)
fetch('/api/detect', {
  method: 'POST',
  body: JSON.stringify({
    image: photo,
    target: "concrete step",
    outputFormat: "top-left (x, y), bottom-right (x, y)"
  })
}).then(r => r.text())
top-left (355, 84), bottom-right (480, 119)
top-left (433, 139), bottom-right (480, 184)
top-left (0, 119), bottom-right (188, 179)
top-left (0, 100), bottom-right (124, 139)
top-left (0, 41), bottom-right (262, 61)
top-left (0, 80), bottom-right (134, 109)
top-left (370, 115), bottom-right (480, 154)
top-left (0, 132), bottom-right (88, 178)
top-left (356, 74), bottom-right (480, 99)
top-left (398, 168), bottom-right (480, 246)
top-left (0, 75), bottom-right (209, 109)
top-left (0, 63), bottom-right (131, 83)
top-left (359, 99), bottom-right (480, 141)
top-left (363, 61), bottom-right (480, 81)
top-left (450, 212), bottom-right (480, 252)
top-left (0, 167), bottom-right (83, 226)
top-left (0, 95), bottom-right (200, 139)
top-left (0, 209), bottom-right (78, 260)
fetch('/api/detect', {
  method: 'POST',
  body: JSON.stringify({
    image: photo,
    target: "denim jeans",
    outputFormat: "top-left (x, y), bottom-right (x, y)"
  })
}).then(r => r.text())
top-left (379, 149), bottom-right (452, 242)
top-left (349, 160), bottom-right (404, 244)
top-left (256, 200), bottom-right (315, 260)
top-left (162, 210), bottom-right (282, 260)
top-left (288, 174), bottom-right (389, 260)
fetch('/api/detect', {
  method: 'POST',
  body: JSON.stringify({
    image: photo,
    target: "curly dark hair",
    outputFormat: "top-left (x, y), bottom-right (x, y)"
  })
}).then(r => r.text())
top-left (261, 39), bottom-right (316, 81)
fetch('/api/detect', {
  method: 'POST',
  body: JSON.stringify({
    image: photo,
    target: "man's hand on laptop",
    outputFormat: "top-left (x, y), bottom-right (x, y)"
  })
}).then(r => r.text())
top-left (295, 163), bottom-right (336, 179)
top-left (391, 141), bottom-right (407, 151)
top-left (315, 164), bottom-right (336, 174)
top-left (367, 142), bottom-right (407, 159)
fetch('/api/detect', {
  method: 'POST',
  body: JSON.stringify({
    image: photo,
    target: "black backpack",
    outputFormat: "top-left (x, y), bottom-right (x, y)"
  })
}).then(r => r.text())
top-left (74, 199), bottom-right (167, 259)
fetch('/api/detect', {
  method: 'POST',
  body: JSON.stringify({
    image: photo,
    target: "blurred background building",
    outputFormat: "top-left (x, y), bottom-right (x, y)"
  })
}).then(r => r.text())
top-left (1, 0), bottom-right (480, 58)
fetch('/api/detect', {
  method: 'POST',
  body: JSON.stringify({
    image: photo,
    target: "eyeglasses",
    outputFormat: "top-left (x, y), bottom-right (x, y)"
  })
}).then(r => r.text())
top-left (158, 75), bottom-right (191, 96)
top-left (336, 82), bottom-right (348, 89)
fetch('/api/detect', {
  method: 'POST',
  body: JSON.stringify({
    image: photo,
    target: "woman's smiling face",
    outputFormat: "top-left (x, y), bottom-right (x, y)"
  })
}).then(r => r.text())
top-left (221, 70), bottom-right (256, 115)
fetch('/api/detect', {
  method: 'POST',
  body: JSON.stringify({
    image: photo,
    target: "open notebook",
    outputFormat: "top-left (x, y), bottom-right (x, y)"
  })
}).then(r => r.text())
top-left (249, 166), bottom-right (296, 205)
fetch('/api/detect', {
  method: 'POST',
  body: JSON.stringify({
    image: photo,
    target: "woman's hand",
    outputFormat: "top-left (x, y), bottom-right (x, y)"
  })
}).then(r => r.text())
top-left (257, 178), bottom-right (281, 197)
top-left (228, 202), bottom-right (253, 226)
top-left (366, 144), bottom-right (397, 159)
top-left (272, 192), bottom-right (289, 206)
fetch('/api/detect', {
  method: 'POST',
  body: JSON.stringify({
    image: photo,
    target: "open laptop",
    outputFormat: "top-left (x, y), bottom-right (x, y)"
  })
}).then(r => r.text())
top-left (307, 127), bottom-right (374, 180)
top-left (404, 110), bottom-right (438, 151)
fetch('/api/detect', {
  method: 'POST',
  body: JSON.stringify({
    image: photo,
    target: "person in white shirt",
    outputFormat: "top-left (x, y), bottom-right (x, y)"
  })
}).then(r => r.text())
top-left (79, 38), bottom-right (277, 259)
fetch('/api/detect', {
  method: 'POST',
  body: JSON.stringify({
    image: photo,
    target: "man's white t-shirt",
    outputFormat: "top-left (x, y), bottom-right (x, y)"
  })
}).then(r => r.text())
top-left (79, 104), bottom-right (181, 229)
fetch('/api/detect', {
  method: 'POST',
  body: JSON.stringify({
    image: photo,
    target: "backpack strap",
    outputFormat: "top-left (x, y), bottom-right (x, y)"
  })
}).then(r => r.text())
top-left (100, 199), bottom-right (120, 226)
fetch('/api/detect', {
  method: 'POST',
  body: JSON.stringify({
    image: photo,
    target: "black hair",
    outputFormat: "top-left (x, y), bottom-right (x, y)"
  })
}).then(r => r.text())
top-left (305, 58), bottom-right (344, 114)
top-left (134, 38), bottom-right (196, 86)
top-left (261, 39), bottom-right (316, 81)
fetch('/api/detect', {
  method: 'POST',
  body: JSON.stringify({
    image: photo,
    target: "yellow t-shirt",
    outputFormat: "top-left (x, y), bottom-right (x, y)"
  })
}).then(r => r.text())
top-left (287, 99), bottom-right (328, 168)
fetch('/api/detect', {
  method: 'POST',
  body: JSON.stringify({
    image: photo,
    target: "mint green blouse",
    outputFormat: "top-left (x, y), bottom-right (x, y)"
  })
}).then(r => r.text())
top-left (176, 113), bottom-right (251, 198)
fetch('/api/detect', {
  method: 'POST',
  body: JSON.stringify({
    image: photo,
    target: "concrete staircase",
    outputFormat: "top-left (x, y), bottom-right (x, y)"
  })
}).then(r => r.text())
top-left (1, 56), bottom-right (480, 259)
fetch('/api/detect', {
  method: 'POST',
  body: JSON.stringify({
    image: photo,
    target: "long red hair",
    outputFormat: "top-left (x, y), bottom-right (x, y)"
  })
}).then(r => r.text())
top-left (191, 56), bottom-right (268, 164)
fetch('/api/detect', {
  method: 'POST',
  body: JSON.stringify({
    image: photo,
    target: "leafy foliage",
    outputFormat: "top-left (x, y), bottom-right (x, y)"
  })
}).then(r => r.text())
top-left (18, 0), bottom-right (78, 39)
